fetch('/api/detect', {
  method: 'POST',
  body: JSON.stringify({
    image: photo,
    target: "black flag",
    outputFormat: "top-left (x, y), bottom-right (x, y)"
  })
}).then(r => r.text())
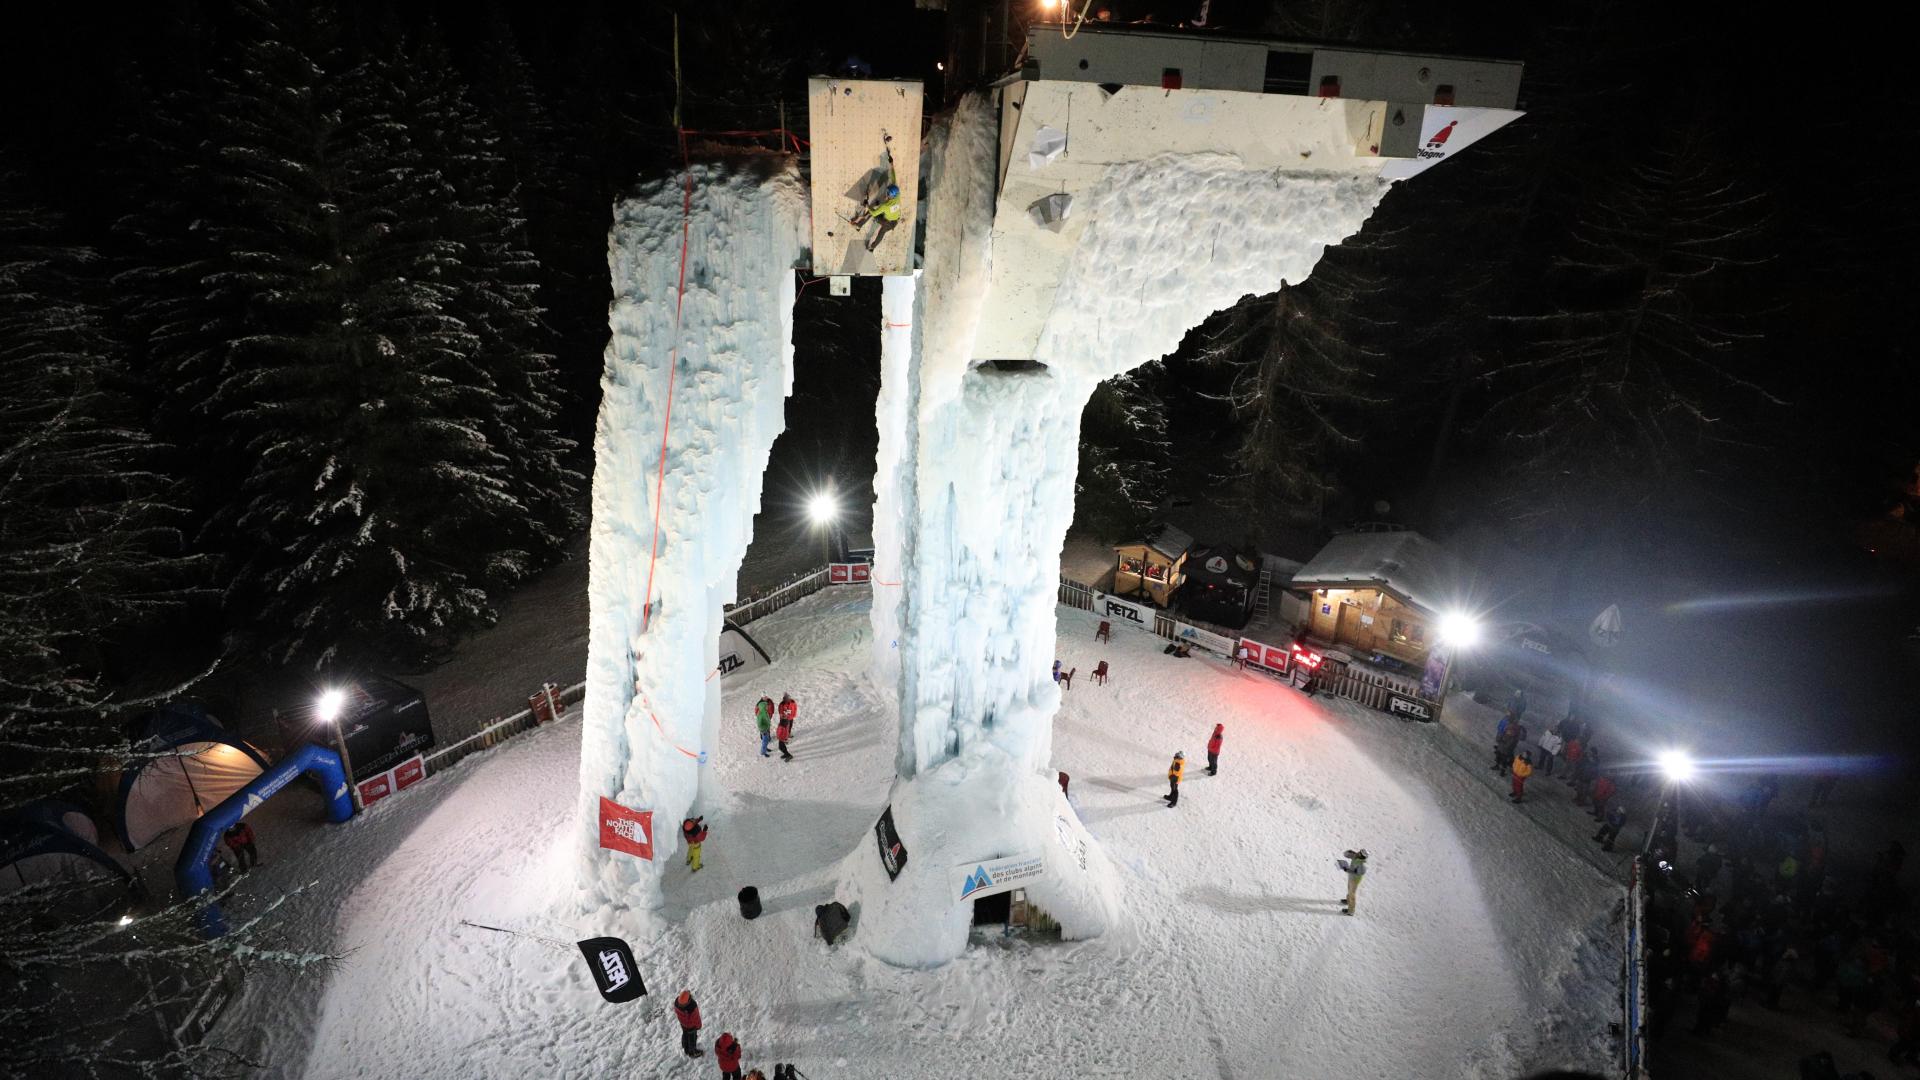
top-left (874, 804), bottom-right (908, 882)
top-left (577, 936), bottom-right (646, 1003)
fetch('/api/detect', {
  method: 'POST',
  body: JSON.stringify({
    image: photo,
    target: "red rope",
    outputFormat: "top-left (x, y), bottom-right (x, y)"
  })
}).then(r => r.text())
top-left (638, 131), bottom-right (696, 636)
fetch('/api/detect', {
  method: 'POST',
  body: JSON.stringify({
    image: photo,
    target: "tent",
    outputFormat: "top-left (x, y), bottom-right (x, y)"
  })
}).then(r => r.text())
top-left (718, 621), bottom-right (773, 681)
top-left (115, 705), bottom-right (270, 851)
top-left (1179, 543), bottom-right (1262, 629)
top-left (275, 677), bottom-right (433, 783)
top-left (2, 800), bottom-right (134, 914)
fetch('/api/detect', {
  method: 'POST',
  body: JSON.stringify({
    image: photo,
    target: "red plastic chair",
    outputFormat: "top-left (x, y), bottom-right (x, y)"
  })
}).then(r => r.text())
top-left (1095, 621), bottom-right (1112, 642)
top-left (1059, 668), bottom-right (1076, 691)
top-left (1093, 660), bottom-right (1109, 685)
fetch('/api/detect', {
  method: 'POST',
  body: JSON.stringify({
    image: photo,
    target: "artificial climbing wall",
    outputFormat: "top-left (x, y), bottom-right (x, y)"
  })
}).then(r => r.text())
top-left (807, 78), bottom-right (923, 276)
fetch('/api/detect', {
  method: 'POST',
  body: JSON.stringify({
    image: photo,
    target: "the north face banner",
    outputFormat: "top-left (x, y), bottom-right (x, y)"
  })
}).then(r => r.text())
top-left (874, 805), bottom-right (908, 881)
top-left (576, 936), bottom-right (647, 1003)
top-left (597, 798), bottom-right (654, 859)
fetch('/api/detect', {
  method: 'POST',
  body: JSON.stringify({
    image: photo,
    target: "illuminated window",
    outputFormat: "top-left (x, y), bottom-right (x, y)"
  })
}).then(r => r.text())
top-left (1390, 619), bottom-right (1426, 647)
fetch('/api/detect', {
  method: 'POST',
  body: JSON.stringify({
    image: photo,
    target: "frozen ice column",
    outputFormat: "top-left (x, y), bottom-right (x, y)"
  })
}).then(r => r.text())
top-left (579, 162), bottom-right (807, 909)
top-left (846, 94), bottom-right (1392, 966)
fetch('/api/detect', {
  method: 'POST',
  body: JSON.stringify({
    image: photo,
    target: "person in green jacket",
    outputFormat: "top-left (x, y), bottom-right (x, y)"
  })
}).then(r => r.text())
top-left (857, 183), bottom-right (902, 252)
top-left (753, 696), bottom-right (774, 758)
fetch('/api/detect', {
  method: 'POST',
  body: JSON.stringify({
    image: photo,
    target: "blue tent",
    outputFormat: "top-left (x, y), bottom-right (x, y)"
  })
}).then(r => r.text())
top-left (1, 799), bottom-right (133, 908)
top-left (116, 704), bottom-right (271, 850)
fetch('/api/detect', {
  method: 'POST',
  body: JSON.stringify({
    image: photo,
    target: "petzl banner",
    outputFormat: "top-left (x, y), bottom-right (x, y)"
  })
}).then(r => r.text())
top-left (597, 798), bottom-right (654, 860)
top-left (576, 936), bottom-right (647, 1003)
top-left (875, 805), bottom-right (908, 881)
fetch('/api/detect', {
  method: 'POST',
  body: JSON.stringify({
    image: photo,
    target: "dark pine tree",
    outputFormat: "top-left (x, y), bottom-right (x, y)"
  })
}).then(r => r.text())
top-left (131, 0), bottom-right (540, 668)
top-left (1075, 365), bottom-right (1173, 542)
top-left (374, 32), bottom-right (584, 568)
top-left (0, 167), bottom-right (203, 791)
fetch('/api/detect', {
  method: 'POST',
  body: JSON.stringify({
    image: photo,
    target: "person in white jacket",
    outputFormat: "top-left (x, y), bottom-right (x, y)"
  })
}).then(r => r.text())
top-left (1338, 849), bottom-right (1369, 916)
top-left (1536, 727), bottom-right (1563, 777)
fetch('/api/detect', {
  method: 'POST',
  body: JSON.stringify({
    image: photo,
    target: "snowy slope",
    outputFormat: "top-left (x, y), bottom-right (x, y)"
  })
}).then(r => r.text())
top-left (213, 587), bottom-right (1617, 1080)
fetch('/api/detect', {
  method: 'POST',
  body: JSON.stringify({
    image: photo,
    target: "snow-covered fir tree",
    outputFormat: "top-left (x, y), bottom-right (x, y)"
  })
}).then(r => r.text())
top-left (110, 1), bottom-right (582, 669)
top-left (1075, 366), bottom-right (1173, 541)
top-left (1192, 236), bottom-right (1393, 508)
top-left (0, 167), bottom-right (203, 786)
top-left (373, 33), bottom-right (583, 569)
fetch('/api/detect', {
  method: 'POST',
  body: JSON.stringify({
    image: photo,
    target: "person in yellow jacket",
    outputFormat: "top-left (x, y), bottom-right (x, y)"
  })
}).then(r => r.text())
top-left (1163, 751), bottom-right (1186, 808)
top-left (1510, 750), bottom-right (1534, 803)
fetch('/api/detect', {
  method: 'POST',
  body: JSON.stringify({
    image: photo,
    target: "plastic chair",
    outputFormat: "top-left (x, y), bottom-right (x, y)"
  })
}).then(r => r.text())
top-left (1093, 660), bottom-right (1109, 685)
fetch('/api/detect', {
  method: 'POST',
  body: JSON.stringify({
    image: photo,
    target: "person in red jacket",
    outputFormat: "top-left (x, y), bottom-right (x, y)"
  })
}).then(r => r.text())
top-left (775, 715), bottom-right (793, 762)
top-left (223, 821), bottom-right (258, 871)
top-left (1206, 724), bottom-right (1224, 776)
top-left (778, 694), bottom-right (797, 732)
top-left (714, 1032), bottom-right (743, 1080)
top-left (672, 990), bottom-right (704, 1057)
top-left (1588, 774), bottom-right (1618, 819)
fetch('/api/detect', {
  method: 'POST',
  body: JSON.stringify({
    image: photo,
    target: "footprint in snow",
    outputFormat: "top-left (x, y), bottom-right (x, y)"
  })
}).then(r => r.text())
top-left (1291, 794), bottom-right (1324, 812)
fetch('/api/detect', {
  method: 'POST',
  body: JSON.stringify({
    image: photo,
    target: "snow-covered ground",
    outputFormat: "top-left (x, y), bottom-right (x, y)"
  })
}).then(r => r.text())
top-left (209, 586), bottom-right (1618, 1079)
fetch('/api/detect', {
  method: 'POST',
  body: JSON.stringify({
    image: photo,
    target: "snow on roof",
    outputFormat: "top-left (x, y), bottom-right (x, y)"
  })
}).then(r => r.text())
top-left (1290, 530), bottom-right (1469, 616)
top-left (1126, 522), bottom-right (1193, 560)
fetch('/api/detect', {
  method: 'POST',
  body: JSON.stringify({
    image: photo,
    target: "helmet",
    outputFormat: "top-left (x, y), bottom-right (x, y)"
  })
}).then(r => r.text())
top-left (887, 184), bottom-right (900, 198)
top-left (1174, 751), bottom-right (1184, 758)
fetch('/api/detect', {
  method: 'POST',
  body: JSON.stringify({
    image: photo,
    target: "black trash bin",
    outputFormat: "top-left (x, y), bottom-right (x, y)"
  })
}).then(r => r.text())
top-left (815, 901), bottom-right (851, 945)
top-left (737, 886), bottom-right (761, 920)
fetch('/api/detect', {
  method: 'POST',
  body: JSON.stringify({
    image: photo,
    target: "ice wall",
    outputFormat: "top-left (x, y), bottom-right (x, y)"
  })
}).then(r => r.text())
top-left (848, 96), bottom-right (1389, 965)
top-left (580, 161), bottom-right (806, 908)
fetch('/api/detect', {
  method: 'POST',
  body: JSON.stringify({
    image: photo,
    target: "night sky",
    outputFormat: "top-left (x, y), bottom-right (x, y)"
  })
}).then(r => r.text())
top-left (4, 1), bottom-right (1915, 752)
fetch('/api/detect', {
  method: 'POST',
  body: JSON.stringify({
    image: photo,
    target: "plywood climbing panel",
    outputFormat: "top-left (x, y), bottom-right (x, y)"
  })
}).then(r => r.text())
top-left (807, 78), bottom-right (923, 276)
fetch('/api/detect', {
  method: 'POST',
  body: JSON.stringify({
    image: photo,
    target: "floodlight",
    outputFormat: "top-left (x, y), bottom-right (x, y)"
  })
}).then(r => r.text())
top-left (317, 689), bottom-right (346, 724)
top-left (807, 492), bottom-right (838, 526)
top-left (1437, 610), bottom-right (1482, 648)
top-left (1657, 749), bottom-right (1696, 783)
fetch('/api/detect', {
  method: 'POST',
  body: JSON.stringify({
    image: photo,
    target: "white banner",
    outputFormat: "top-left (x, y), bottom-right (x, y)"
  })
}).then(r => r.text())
top-left (1379, 106), bottom-right (1526, 181)
top-left (952, 851), bottom-right (1047, 903)
top-left (1051, 786), bottom-right (1091, 873)
top-left (1171, 621), bottom-right (1235, 657)
top-left (1093, 592), bottom-right (1154, 630)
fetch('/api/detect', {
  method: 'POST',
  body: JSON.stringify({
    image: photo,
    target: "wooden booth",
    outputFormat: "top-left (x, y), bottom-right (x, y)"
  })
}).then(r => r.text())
top-left (1111, 523), bottom-right (1192, 608)
top-left (1289, 530), bottom-right (1469, 669)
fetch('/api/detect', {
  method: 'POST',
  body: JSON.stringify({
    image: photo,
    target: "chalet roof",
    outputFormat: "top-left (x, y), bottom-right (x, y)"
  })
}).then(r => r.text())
top-left (1116, 522), bottom-right (1193, 561)
top-left (1290, 530), bottom-right (1469, 617)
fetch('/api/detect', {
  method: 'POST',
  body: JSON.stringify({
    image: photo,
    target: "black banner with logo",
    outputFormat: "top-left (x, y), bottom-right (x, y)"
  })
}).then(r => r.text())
top-left (875, 805), bottom-right (908, 881)
top-left (577, 936), bottom-right (646, 1003)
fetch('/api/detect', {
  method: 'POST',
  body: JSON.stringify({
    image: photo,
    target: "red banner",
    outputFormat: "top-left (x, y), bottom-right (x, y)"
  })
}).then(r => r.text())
top-left (598, 798), bottom-right (654, 860)
top-left (851, 563), bottom-right (871, 583)
top-left (828, 564), bottom-right (851, 584)
top-left (357, 773), bottom-right (394, 807)
top-left (392, 755), bottom-right (425, 791)
top-left (1237, 637), bottom-right (1292, 675)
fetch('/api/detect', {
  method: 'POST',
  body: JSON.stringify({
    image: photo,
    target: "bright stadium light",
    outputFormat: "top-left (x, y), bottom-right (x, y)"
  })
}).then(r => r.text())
top-left (117, 915), bottom-right (134, 927)
top-left (807, 492), bottom-right (839, 527)
top-left (316, 688), bottom-right (347, 724)
top-left (1437, 610), bottom-right (1482, 649)
top-left (1657, 749), bottom-right (1696, 783)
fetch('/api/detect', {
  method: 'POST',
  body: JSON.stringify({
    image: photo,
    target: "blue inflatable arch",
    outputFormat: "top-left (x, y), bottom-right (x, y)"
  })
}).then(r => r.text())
top-left (175, 742), bottom-right (354, 936)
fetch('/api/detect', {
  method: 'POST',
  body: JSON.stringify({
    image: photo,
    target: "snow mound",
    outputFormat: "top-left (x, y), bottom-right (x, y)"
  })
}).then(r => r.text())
top-left (835, 741), bottom-right (1124, 967)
